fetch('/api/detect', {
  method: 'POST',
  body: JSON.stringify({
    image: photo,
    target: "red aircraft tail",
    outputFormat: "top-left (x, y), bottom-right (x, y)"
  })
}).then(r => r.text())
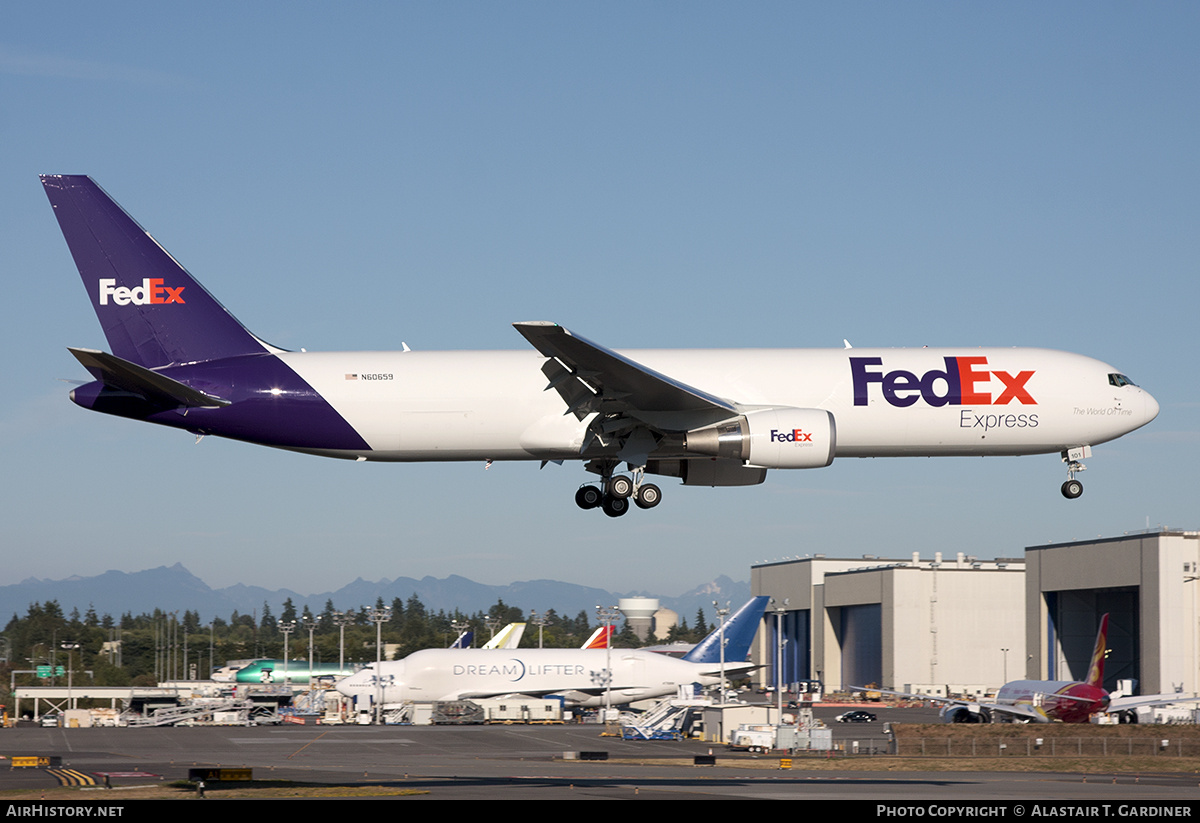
top-left (1084, 613), bottom-right (1110, 688)
top-left (581, 625), bottom-right (612, 649)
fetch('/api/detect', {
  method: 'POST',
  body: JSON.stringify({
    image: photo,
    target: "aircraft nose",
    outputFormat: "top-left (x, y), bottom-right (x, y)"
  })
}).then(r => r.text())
top-left (1142, 388), bottom-right (1160, 426)
top-left (336, 670), bottom-right (366, 697)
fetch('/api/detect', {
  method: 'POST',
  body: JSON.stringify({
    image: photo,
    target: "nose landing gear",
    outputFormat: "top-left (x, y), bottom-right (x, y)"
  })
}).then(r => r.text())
top-left (1060, 446), bottom-right (1090, 499)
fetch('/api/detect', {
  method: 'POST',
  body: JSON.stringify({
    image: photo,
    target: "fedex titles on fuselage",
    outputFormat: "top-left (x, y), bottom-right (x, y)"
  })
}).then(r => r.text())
top-left (851, 355), bottom-right (1039, 432)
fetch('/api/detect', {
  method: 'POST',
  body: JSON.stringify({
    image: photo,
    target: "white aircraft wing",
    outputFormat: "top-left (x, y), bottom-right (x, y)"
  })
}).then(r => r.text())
top-left (513, 321), bottom-right (737, 423)
top-left (1108, 692), bottom-right (1200, 713)
top-left (854, 686), bottom-right (1056, 723)
top-left (855, 685), bottom-right (965, 705)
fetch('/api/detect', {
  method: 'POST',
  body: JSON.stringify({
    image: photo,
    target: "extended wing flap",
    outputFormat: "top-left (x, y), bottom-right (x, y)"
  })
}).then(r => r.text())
top-left (540, 357), bottom-right (599, 420)
top-left (513, 322), bottom-right (736, 418)
top-left (69, 347), bottom-right (230, 409)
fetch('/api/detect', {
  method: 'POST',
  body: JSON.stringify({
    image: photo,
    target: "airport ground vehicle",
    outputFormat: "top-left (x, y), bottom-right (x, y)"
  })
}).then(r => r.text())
top-left (836, 710), bottom-right (877, 723)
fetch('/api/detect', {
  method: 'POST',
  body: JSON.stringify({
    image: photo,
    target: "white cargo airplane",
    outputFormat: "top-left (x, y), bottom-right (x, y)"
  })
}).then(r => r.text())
top-left (43, 176), bottom-right (1160, 515)
top-left (336, 597), bottom-right (769, 708)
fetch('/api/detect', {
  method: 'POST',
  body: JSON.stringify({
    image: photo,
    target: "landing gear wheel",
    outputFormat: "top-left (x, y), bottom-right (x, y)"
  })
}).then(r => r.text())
top-left (575, 485), bottom-right (602, 510)
top-left (1061, 479), bottom-right (1083, 499)
top-left (602, 495), bottom-right (629, 517)
top-left (634, 483), bottom-right (662, 509)
top-left (608, 475), bottom-right (634, 499)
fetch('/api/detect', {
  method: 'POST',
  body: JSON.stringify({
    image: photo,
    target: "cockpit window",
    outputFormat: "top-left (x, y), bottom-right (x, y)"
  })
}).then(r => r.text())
top-left (1109, 373), bottom-right (1137, 388)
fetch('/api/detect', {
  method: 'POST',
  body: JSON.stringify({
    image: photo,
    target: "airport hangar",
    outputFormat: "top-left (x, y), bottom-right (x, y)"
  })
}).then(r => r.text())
top-left (749, 529), bottom-right (1200, 698)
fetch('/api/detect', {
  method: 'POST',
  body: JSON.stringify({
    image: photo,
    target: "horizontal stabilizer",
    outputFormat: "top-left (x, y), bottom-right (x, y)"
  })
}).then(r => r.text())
top-left (693, 661), bottom-right (759, 678)
top-left (69, 348), bottom-right (230, 409)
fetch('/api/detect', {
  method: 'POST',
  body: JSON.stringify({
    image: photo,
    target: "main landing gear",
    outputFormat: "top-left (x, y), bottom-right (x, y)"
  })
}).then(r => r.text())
top-left (575, 468), bottom-right (662, 518)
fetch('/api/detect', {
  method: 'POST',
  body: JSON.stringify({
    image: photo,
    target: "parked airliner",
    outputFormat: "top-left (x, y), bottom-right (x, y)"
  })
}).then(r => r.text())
top-left (336, 597), bottom-right (768, 708)
top-left (233, 659), bottom-right (360, 686)
top-left (861, 615), bottom-right (1200, 723)
top-left (43, 176), bottom-right (1159, 515)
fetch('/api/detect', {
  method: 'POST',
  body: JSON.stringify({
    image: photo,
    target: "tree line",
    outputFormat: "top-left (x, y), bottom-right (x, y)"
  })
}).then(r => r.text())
top-left (0, 597), bottom-right (713, 693)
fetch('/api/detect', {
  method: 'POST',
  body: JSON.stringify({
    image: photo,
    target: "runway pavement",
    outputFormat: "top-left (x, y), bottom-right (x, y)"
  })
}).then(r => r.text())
top-left (2, 719), bottom-right (1199, 801)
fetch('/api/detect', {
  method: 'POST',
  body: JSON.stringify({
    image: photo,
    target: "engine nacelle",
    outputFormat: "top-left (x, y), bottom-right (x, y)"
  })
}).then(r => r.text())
top-left (941, 705), bottom-right (991, 724)
top-left (684, 407), bottom-right (836, 470)
top-left (644, 459), bottom-right (768, 487)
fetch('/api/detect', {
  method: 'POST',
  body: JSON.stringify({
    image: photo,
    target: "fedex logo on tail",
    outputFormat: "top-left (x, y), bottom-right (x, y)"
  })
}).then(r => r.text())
top-left (98, 278), bottom-right (185, 306)
top-left (850, 356), bottom-right (1035, 408)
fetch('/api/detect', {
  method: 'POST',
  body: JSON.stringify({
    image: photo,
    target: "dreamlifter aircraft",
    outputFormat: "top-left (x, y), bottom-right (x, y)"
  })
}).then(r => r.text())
top-left (43, 176), bottom-right (1159, 516)
top-left (336, 597), bottom-right (769, 708)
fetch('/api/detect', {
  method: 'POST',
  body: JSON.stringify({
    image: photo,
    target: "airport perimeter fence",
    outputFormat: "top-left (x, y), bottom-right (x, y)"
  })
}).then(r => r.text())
top-left (888, 736), bottom-right (1200, 758)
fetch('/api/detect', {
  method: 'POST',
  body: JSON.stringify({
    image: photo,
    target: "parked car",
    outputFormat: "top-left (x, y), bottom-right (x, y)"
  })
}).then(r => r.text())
top-left (835, 710), bottom-right (876, 723)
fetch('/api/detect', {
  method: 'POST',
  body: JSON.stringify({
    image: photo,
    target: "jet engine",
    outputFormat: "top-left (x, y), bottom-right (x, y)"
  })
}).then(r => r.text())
top-left (683, 407), bottom-right (836, 469)
top-left (941, 705), bottom-right (991, 724)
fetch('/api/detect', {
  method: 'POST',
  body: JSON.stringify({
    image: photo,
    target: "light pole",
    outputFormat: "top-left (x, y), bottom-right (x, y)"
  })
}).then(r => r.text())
top-left (303, 618), bottom-right (318, 680)
top-left (530, 611), bottom-right (547, 649)
top-left (713, 601), bottom-right (730, 703)
top-left (368, 606), bottom-right (392, 724)
top-left (168, 612), bottom-right (178, 682)
top-left (334, 611), bottom-right (355, 673)
top-left (278, 621), bottom-right (296, 687)
top-left (772, 598), bottom-right (789, 722)
top-left (595, 606), bottom-right (619, 719)
top-left (61, 642), bottom-right (79, 711)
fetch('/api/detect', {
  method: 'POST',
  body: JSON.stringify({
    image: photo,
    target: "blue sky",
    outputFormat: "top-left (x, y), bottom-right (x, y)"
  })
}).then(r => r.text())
top-left (3, 2), bottom-right (1197, 598)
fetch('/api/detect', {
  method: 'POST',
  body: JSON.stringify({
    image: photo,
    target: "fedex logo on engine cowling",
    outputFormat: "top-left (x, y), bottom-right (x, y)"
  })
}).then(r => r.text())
top-left (98, 278), bottom-right (185, 306)
top-left (771, 429), bottom-right (813, 443)
top-left (850, 356), bottom-right (1035, 407)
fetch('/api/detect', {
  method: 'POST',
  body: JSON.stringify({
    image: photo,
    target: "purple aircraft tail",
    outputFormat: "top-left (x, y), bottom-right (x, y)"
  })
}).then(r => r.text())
top-left (41, 175), bottom-right (274, 369)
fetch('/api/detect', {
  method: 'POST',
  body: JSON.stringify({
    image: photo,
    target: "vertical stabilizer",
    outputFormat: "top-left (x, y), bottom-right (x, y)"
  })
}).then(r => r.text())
top-left (41, 175), bottom-right (274, 369)
top-left (581, 625), bottom-right (613, 649)
top-left (482, 623), bottom-right (527, 650)
top-left (1085, 613), bottom-right (1110, 688)
top-left (683, 596), bottom-right (770, 664)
